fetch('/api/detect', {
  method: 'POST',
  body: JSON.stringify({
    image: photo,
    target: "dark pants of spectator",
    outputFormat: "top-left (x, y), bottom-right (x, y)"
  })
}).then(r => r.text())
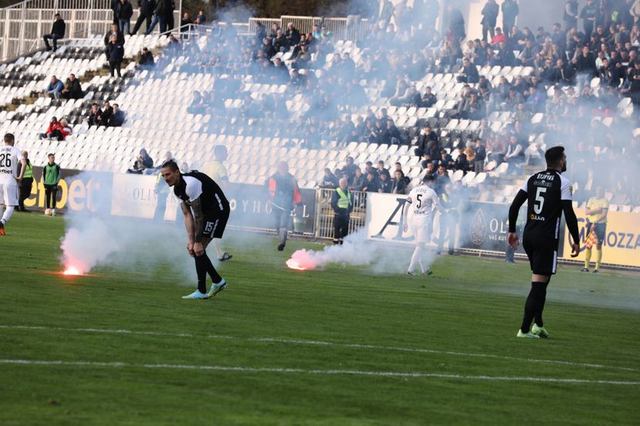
top-left (146, 14), bottom-right (168, 34)
top-left (43, 33), bottom-right (61, 51)
top-left (167, 11), bottom-right (174, 32)
top-left (18, 177), bottom-right (33, 211)
top-left (503, 21), bottom-right (515, 37)
top-left (482, 25), bottom-right (494, 43)
top-left (109, 60), bottom-right (122, 77)
top-left (131, 13), bottom-right (152, 35)
top-left (474, 160), bottom-right (484, 173)
top-left (44, 184), bottom-right (58, 209)
top-left (112, 9), bottom-right (118, 24)
top-left (583, 21), bottom-right (594, 38)
top-left (39, 130), bottom-right (65, 141)
top-left (119, 19), bottom-right (130, 35)
top-left (273, 206), bottom-right (291, 246)
top-left (438, 211), bottom-right (457, 254)
top-left (333, 213), bottom-right (350, 243)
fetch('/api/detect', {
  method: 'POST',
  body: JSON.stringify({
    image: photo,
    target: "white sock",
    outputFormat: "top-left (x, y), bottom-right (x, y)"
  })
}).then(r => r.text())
top-left (1, 206), bottom-right (14, 224)
top-left (409, 245), bottom-right (424, 273)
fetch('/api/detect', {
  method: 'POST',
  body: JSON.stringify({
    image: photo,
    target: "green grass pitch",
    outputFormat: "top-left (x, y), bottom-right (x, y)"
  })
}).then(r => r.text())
top-left (1, 213), bottom-right (639, 425)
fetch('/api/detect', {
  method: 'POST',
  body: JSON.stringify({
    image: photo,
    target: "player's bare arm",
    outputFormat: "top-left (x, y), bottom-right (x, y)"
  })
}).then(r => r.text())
top-left (403, 196), bottom-right (412, 232)
top-left (181, 201), bottom-right (196, 256)
top-left (507, 189), bottom-right (528, 248)
top-left (16, 156), bottom-right (26, 182)
top-left (562, 200), bottom-right (580, 257)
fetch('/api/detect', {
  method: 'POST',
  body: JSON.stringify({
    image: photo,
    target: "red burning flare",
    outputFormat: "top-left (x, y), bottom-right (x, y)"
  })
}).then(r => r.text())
top-left (63, 266), bottom-right (82, 276)
top-left (286, 259), bottom-right (307, 271)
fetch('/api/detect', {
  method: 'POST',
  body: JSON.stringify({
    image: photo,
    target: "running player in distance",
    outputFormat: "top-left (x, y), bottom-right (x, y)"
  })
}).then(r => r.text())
top-left (160, 160), bottom-right (229, 299)
top-left (403, 174), bottom-right (439, 276)
top-left (507, 146), bottom-right (580, 339)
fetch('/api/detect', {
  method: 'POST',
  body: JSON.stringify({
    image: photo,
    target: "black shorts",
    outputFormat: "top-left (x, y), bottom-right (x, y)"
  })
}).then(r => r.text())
top-left (203, 209), bottom-right (229, 239)
top-left (523, 235), bottom-right (559, 276)
top-left (586, 222), bottom-right (607, 243)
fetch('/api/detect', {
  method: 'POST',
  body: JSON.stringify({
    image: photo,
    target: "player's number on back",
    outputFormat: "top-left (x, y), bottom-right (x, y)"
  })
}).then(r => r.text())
top-left (416, 194), bottom-right (423, 209)
top-left (534, 187), bottom-right (547, 214)
top-left (0, 153), bottom-right (10, 168)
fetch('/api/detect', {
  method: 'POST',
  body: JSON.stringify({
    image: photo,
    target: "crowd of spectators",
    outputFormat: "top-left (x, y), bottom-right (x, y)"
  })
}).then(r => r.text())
top-left (87, 101), bottom-right (126, 127)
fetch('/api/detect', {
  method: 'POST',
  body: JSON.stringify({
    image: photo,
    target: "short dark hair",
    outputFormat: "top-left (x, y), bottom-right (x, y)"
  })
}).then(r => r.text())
top-left (4, 133), bottom-right (14, 144)
top-left (160, 159), bottom-right (179, 171)
top-left (48, 153), bottom-right (55, 157)
top-left (545, 146), bottom-right (565, 166)
top-left (422, 174), bottom-right (436, 182)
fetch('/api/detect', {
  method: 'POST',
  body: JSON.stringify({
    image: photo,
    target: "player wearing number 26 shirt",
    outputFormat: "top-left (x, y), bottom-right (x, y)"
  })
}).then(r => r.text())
top-left (160, 159), bottom-right (230, 300)
top-left (507, 146), bottom-right (580, 339)
top-left (0, 133), bottom-right (26, 236)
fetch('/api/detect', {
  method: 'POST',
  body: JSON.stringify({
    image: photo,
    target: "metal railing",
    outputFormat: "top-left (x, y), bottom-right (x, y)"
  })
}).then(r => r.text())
top-left (248, 15), bottom-right (372, 42)
top-left (314, 188), bottom-right (367, 240)
top-left (0, 0), bottom-right (182, 62)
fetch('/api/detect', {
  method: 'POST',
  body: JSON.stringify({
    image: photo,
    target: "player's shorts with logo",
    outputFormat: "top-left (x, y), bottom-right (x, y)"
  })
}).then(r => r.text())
top-left (0, 181), bottom-right (18, 206)
top-left (586, 221), bottom-right (607, 242)
top-left (203, 206), bottom-right (230, 239)
top-left (523, 234), bottom-right (558, 275)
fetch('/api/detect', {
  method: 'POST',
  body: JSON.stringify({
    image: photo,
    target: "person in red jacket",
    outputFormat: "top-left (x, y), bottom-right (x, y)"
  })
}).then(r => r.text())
top-left (39, 117), bottom-right (70, 141)
top-left (267, 161), bottom-right (302, 251)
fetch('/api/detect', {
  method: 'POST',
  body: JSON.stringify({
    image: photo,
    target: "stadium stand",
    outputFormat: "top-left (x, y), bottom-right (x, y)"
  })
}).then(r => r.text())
top-left (0, 1), bottom-right (639, 212)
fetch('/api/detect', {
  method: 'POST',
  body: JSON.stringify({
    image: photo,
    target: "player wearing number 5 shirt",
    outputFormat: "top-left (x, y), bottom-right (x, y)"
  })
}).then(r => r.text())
top-left (507, 146), bottom-right (580, 339)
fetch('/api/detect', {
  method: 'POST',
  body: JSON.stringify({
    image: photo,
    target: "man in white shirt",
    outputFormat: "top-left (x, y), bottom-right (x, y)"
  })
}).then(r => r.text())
top-left (0, 133), bottom-right (26, 236)
top-left (403, 174), bottom-right (439, 275)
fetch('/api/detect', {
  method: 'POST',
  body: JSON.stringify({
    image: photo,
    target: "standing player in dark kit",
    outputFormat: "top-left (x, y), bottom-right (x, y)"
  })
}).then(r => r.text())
top-left (160, 160), bottom-right (229, 300)
top-left (507, 146), bottom-right (580, 339)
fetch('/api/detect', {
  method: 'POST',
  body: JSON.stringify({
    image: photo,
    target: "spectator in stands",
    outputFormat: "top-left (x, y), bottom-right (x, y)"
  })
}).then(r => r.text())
top-left (580, 0), bottom-right (598, 38)
top-left (138, 47), bottom-right (155, 68)
top-left (564, 0), bottom-right (579, 30)
top-left (101, 101), bottom-right (114, 125)
top-left (342, 156), bottom-right (357, 182)
top-left (61, 73), bottom-right (83, 100)
top-left (195, 10), bottom-right (206, 25)
top-left (350, 167), bottom-right (365, 191)
top-left (414, 126), bottom-right (439, 157)
top-left (573, 45), bottom-right (597, 90)
top-left (421, 86), bottom-right (437, 107)
top-left (130, 0), bottom-right (155, 35)
top-left (87, 103), bottom-right (102, 127)
top-left (504, 135), bottom-right (524, 166)
top-left (319, 167), bottom-right (338, 188)
top-left (285, 22), bottom-right (301, 46)
top-left (109, 103), bottom-right (126, 127)
top-left (435, 164), bottom-right (451, 195)
top-left (474, 138), bottom-right (486, 173)
top-left (127, 148), bottom-right (154, 174)
top-left (181, 11), bottom-right (193, 27)
top-left (447, 5), bottom-right (466, 41)
top-left (490, 27), bottom-right (506, 45)
top-left (46, 76), bottom-right (64, 99)
top-left (43, 13), bottom-right (65, 52)
top-left (106, 34), bottom-right (125, 78)
top-left (361, 171), bottom-right (379, 192)
top-left (378, 170), bottom-right (392, 193)
top-left (391, 170), bottom-right (410, 194)
top-left (117, 0), bottom-right (134, 35)
top-left (501, 0), bottom-right (519, 36)
top-left (481, 0), bottom-right (499, 43)
top-left (104, 23), bottom-right (125, 53)
top-left (39, 117), bottom-right (70, 141)
top-left (457, 57), bottom-right (479, 83)
top-left (145, 0), bottom-right (169, 34)
top-left (454, 149), bottom-right (470, 172)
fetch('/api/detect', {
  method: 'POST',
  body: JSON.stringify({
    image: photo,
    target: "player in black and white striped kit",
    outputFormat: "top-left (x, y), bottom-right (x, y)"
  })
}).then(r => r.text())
top-left (507, 146), bottom-right (580, 338)
top-left (160, 160), bottom-right (229, 299)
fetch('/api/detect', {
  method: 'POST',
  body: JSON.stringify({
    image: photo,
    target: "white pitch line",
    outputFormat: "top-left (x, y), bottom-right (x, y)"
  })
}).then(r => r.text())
top-left (0, 359), bottom-right (638, 385)
top-left (1, 324), bottom-right (638, 373)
